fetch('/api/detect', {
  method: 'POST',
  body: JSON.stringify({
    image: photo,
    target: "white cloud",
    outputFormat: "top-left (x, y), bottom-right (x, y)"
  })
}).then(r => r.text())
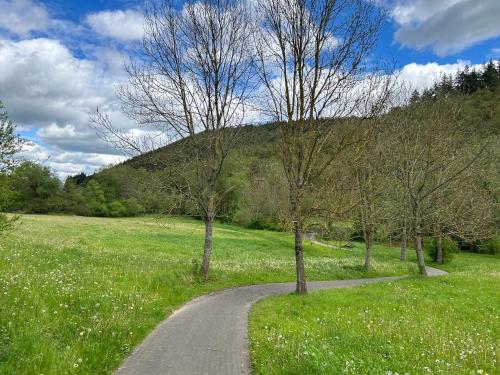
top-left (21, 142), bottom-right (124, 180)
top-left (0, 0), bottom-right (50, 36)
top-left (389, 0), bottom-right (461, 25)
top-left (36, 124), bottom-right (122, 155)
top-left (396, 60), bottom-right (497, 93)
top-left (0, 38), bottom-right (110, 126)
top-left (91, 47), bottom-right (129, 77)
top-left (386, 0), bottom-right (500, 56)
top-left (397, 60), bottom-right (468, 91)
top-left (488, 48), bottom-right (500, 59)
top-left (0, 36), bottom-right (139, 180)
top-left (85, 9), bottom-right (144, 41)
top-left (0, 38), bottom-right (135, 152)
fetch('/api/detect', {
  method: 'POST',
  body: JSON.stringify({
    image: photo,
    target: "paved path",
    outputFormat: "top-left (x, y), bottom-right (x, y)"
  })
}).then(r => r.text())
top-left (115, 266), bottom-right (447, 375)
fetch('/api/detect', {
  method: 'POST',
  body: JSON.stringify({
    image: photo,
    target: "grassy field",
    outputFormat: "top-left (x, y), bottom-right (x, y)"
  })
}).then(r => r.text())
top-left (0, 214), bottom-right (416, 374)
top-left (249, 253), bottom-right (500, 375)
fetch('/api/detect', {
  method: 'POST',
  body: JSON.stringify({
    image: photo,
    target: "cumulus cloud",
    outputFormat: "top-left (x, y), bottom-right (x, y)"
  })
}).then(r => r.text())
top-left (21, 142), bottom-right (124, 180)
top-left (386, 0), bottom-right (500, 56)
top-left (397, 60), bottom-right (468, 90)
top-left (0, 36), bottom-right (141, 179)
top-left (0, 38), bottom-right (135, 149)
top-left (0, 0), bottom-right (50, 36)
top-left (36, 124), bottom-right (123, 155)
top-left (0, 38), bottom-right (108, 126)
top-left (85, 9), bottom-right (144, 41)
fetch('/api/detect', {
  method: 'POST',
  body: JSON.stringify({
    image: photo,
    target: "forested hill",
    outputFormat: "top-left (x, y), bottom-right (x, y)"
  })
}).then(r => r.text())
top-left (123, 123), bottom-right (281, 171)
top-left (87, 82), bottom-right (499, 224)
top-left (121, 60), bottom-right (500, 171)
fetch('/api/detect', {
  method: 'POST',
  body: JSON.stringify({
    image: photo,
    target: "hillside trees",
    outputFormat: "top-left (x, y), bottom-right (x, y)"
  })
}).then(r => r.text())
top-left (253, 0), bottom-right (392, 293)
top-left (432, 143), bottom-right (499, 261)
top-left (350, 119), bottom-right (389, 271)
top-left (385, 94), bottom-right (491, 274)
top-left (9, 162), bottom-right (62, 213)
top-left (92, 0), bottom-right (255, 279)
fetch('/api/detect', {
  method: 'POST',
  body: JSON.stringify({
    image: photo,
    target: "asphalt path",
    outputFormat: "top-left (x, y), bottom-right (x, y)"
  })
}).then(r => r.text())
top-left (115, 266), bottom-right (448, 375)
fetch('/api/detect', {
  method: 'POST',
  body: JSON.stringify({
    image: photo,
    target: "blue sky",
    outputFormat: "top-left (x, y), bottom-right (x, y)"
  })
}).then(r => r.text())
top-left (32, 0), bottom-right (500, 66)
top-left (0, 0), bottom-right (499, 178)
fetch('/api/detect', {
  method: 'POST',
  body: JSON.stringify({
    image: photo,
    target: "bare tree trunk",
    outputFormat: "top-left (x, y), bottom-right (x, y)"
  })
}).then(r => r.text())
top-left (414, 234), bottom-right (427, 275)
top-left (413, 203), bottom-right (428, 275)
top-left (292, 198), bottom-right (307, 294)
top-left (364, 227), bottom-right (373, 271)
top-left (200, 217), bottom-right (213, 279)
top-left (200, 196), bottom-right (215, 279)
top-left (294, 223), bottom-right (307, 294)
top-left (400, 221), bottom-right (407, 261)
top-left (436, 232), bottom-right (443, 264)
top-left (400, 197), bottom-right (408, 261)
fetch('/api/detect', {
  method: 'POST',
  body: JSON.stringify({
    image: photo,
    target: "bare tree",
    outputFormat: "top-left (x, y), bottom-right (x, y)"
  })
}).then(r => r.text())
top-left (252, 0), bottom-right (390, 293)
top-left (91, 0), bottom-right (255, 279)
top-left (399, 190), bottom-right (409, 261)
top-left (386, 94), bottom-right (488, 274)
top-left (427, 147), bottom-right (499, 263)
top-left (351, 119), bottom-right (389, 271)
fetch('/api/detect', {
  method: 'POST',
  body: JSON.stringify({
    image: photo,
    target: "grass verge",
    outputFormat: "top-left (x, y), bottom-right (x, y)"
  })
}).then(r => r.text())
top-left (249, 252), bottom-right (500, 375)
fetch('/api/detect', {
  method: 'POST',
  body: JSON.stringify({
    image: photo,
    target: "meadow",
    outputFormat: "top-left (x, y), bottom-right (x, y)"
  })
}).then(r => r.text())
top-left (0, 214), bottom-right (416, 374)
top-left (249, 253), bottom-right (500, 375)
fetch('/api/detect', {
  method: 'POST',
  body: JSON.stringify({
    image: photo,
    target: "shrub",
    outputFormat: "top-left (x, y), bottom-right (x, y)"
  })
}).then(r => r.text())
top-left (87, 202), bottom-right (109, 217)
top-left (455, 237), bottom-right (500, 255)
top-left (247, 217), bottom-right (278, 231)
top-left (323, 224), bottom-right (352, 243)
top-left (349, 220), bottom-right (365, 242)
top-left (426, 236), bottom-right (458, 263)
top-left (108, 201), bottom-right (127, 217)
top-left (477, 238), bottom-right (500, 255)
top-left (0, 213), bottom-right (17, 234)
top-left (121, 198), bottom-right (144, 216)
top-left (9, 162), bottom-right (61, 213)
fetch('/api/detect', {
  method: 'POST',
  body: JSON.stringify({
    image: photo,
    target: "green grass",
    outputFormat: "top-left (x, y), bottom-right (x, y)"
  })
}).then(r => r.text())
top-left (249, 252), bottom-right (500, 375)
top-left (0, 215), bottom-right (415, 374)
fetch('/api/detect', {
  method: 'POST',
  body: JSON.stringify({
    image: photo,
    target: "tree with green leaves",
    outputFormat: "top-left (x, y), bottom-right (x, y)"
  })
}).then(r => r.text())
top-left (0, 101), bottom-right (25, 173)
top-left (482, 60), bottom-right (500, 91)
top-left (0, 101), bottom-right (26, 233)
top-left (9, 161), bottom-right (61, 213)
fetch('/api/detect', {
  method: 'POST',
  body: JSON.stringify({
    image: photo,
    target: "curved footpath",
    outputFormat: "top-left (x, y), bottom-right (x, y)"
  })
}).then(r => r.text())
top-left (116, 266), bottom-right (448, 375)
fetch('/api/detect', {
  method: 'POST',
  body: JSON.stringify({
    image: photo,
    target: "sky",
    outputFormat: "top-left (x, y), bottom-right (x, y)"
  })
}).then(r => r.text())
top-left (0, 0), bottom-right (499, 179)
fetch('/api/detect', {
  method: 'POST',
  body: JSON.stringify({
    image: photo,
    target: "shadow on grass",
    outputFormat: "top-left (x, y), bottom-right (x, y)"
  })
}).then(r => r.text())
top-left (341, 264), bottom-right (367, 273)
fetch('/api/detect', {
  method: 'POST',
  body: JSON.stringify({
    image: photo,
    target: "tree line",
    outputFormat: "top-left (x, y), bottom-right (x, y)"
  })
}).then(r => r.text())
top-left (413, 60), bottom-right (500, 100)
